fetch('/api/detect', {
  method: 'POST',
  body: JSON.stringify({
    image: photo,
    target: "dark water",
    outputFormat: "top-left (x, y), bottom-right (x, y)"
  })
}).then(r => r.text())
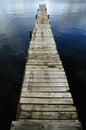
top-left (0, 0), bottom-right (86, 129)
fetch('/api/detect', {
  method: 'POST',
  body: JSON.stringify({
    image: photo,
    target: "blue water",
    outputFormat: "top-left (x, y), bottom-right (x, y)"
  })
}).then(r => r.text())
top-left (0, 0), bottom-right (86, 129)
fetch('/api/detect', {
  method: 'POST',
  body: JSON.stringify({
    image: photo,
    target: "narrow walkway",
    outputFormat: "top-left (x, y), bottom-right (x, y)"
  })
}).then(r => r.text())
top-left (10, 4), bottom-right (82, 130)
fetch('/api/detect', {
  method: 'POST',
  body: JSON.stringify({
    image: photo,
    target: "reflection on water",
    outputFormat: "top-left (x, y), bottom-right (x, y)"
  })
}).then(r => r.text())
top-left (0, 0), bottom-right (86, 129)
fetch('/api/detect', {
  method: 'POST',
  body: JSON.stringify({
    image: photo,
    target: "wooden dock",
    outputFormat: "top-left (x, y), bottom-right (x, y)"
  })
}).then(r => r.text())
top-left (10, 4), bottom-right (83, 130)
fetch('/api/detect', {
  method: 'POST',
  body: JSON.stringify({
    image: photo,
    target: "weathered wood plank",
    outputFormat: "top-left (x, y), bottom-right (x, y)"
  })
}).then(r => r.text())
top-left (30, 43), bottom-right (55, 45)
top-left (28, 53), bottom-right (60, 57)
top-left (26, 63), bottom-right (62, 66)
top-left (24, 79), bottom-right (68, 83)
top-left (21, 92), bottom-right (71, 98)
top-left (24, 70), bottom-right (65, 73)
top-left (25, 65), bottom-right (63, 68)
top-left (21, 104), bottom-right (76, 112)
top-left (30, 82), bottom-right (68, 87)
top-left (19, 111), bottom-right (78, 120)
top-left (29, 51), bottom-right (58, 53)
top-left (24, 69), bottom-right (65, 73)
top-left (20, 97), bottom-right (73, 104)
top-left (22, 86), bottom-right (69, 92)
top-left (23, 74), bottom-right (67, 79)
top-left (27, 60), bottom-right (62, 63)
top-left (23, 79), bottom-right (68, 84)
top-left (29, 48), bottom-right (57, 52)
top-left (28, 58), bottom-right (60, 61)
top-left (11, 120), bottom-right (82, 130)
top-left (27, 67), bottom-right (63, 70)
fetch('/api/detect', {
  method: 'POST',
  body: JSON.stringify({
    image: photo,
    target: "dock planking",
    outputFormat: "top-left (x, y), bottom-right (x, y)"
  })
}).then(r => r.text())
top-left (10, 4), bottom-right (83, 130)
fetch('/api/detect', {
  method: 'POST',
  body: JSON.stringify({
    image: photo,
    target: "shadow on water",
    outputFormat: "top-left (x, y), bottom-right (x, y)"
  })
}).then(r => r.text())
top-left (0, 34), bottom-right (29, 130)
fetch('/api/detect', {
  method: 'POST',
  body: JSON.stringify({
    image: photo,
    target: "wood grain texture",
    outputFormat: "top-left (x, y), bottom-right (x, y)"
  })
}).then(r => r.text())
top-left (10, 4), bottom-right (82, 130)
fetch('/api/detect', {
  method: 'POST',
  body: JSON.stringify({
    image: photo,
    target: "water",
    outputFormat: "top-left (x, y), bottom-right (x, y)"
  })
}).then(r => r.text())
top-left (0, 0), bottom-right (86, 129)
